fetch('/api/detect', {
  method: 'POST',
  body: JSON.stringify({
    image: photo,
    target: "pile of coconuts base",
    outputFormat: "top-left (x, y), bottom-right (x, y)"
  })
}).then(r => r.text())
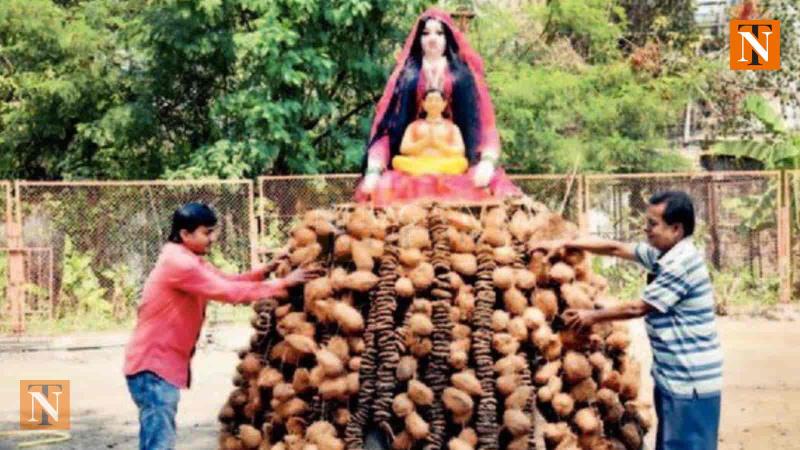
top-left (217, 199), bottom-right (653, 450)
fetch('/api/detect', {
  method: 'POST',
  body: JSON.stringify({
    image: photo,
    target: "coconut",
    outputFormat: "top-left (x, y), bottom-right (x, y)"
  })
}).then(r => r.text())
top-left (449, 231), bottom-right (477, 254)
top-left (503, 288), bottom-right (528, 316)
top-left (508, 317), bottom-right (529, 342)
top-left (443, 387), bottom-right (474, 416)
top-left (515, 269), bottom-right (537, 290)
top-left (276, 398), bottom-right (309, 419)
top-left (451, 253), bottom-right (478, 276)
top-left (560, 283), bottom-right (593, 310)
top-left (543, 422), bottom-right (571, 444)
top-left (408, 379), bottom-right (435, 406)
top-left (396, 356), bottom-right (418, 381)
top-left (333, 408), bottom-right (351, 427)
top-left (409, 263), bottom-right (435, 290)
top-left (305, 421), bottom-right (335, 443)
top-left (270, 341), bottom-right (303, 365)
top-left (290, 243), bottom-right (322, 266)
top-left (392, 431), bottom-right (413, 450)
top-left (522, 307), bottom-right (546, 330)
top-left (495, 354), bottom-right (527, 375)
top-left (315, 349), bottom-right (345, 377)
top-left (482, 227), bottom-right (510, 247)
top-left (273, 382), bottom-right (296, 402)
top-left (563, 351), bottom-right (592, 383)
top-left (455, 292), bottom-right (475, 320)
top-left (392, 393), bottom-right (415, 417)
top-left (448, 438), bottom-right (473, 450)
top-left (365, 238), bottom-right (385, 258)
top-left (570, 377), bottom-right (598, 403)
top-left (493, 333), bottom-right (520, 356)
top-left (447, 211), bottom-right (479, 232)
top-left (543, 335), bottom-right (564, 361)
top-left (405, 412), bottom-right (430, 440)
top-left (532, 324), bottom-right (555, 350)
top-left (409, 313), bottom-right (434, 336)
top-left (549, 262), bottom-right (576, 284)
top-left (318, 376), bottom-right (348, 400)
top-left (346, 372), bottom-right (360, 395)
top-left (492, 267), bottom-right (516, 290)
top-left (505, 386), bottom-right (534, 410)
top-left (601, 370), bottom-right (622, 393)
top-left (400, 226), bottom-right (431, 249)
top-left (552, 393), bottom-right (575, 417)
top-left (459, 429), bottom-right (478, 447)
top-left (534, 360), bottom-right (562, 385)
top-left (395, 277), bottom-right (415, 297)
top-left (606, 331), bottom-right (630, 352)
top-left (332, 302), bottom-right (364, 334)
top-left (504, 409), bottom-right (532, 437)
top-left (292, 368), bottom-right (312, 394)
top-left (345, 271), bottom-right (379, 292)
top-left (351, 239), bottom-right (374, 271)
top-left (399, 204), bottom-right (427, 226)
top-left (449, 350), bottom-right (468, 370)
top-left (532, 289), bottom-right (559, 321)
top-left (497, 373), bottom-right (520, 397)
top-left (492, 310), bottom-right (511, 332)
top-left (451, 370), bottom-right (483, 396)
top-left (494, 246), bottom-right (517, 265)
top-left (619, 422), bottom-right (642, 450)
top-left (240, 353), bottom-right (263, 378)
top-left (333, 235), bottom-right (352, 260)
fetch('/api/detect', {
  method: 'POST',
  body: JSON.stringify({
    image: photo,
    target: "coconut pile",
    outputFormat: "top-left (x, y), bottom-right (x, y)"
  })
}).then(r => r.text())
top-left (217, 200), bottom-right (653, 450)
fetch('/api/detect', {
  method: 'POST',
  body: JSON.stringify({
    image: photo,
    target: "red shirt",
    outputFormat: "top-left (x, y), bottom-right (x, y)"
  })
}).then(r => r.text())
top-left (123, 243), bottom-right (283, 388)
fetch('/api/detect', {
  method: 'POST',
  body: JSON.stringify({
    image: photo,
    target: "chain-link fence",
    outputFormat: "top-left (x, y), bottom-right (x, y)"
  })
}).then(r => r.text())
top-left (585, 171), bottom-right (784, 303)
top-left (257, 174), bottom-right (361, 250)
top-left (1, 172), bottom-right (796, 333)
top-left (509, 174), bottom-right (583, 223)
top-left (1, 181), bottom-right (10, 247)
top-left (13, 180), bottom-right (256, 324)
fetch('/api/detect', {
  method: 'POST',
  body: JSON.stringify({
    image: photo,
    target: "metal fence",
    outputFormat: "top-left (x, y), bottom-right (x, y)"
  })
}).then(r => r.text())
top-left (0, 171), bottom-right (796, 333)
top-left (8, 180), bottom-right (255, 330)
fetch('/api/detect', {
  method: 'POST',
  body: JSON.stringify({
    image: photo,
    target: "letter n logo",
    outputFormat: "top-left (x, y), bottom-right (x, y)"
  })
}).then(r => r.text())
top-left (20, 380), bottom-right (71, 430)
top-left (730, 20), bottom-right (781, 70)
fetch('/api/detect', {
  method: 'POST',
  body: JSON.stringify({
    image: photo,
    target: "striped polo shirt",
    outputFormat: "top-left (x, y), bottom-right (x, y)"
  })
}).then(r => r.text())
top-left (635, 238), bottom-right (723, 398)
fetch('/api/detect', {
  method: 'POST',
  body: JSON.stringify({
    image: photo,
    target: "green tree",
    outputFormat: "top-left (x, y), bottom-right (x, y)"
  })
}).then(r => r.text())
top-left (474, 1), bottom-right (699, 174)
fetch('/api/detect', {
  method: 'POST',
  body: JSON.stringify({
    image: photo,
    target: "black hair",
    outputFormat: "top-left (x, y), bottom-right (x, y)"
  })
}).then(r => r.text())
top-left (363, 16), bottom-right (481, 171)
top-left (168, 202), bottom-right (218, 243)
top-left (649, 191), bottom-right (695, 236)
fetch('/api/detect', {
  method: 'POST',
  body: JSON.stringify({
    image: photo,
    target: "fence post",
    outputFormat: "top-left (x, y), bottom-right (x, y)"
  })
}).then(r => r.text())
top-left (779, 171), bottom-right (792, 303)
top-left (7, 182), bottom-right (25, 333)
top-left (577, 175), bottom-right (588, 234)
top-left (248, 180), bottom-right (258, 268)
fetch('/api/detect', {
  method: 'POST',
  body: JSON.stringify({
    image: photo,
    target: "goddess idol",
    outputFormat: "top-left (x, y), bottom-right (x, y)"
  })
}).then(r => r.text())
top-left (354, 7), bottom-right (520, 206)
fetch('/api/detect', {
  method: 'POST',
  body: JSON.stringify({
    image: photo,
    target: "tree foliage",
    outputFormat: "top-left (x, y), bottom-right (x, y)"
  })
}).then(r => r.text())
top-left (2, 0), bottom-right (754, 180)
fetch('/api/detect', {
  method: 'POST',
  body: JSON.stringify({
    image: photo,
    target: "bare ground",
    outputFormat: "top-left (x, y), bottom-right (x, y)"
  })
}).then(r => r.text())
top-left (1, 316), bottom-right (799, 450)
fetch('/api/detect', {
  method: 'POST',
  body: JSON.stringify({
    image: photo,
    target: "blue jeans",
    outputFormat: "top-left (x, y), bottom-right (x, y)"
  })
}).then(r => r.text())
top-left (127, 371), bottom-right (180, 450)
top-left (654, 386), bottom-right (721, 450)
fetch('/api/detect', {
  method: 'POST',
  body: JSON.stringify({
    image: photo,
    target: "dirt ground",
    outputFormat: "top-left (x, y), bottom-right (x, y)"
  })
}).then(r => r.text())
top-left (1, 316), bottom-right (799, 450)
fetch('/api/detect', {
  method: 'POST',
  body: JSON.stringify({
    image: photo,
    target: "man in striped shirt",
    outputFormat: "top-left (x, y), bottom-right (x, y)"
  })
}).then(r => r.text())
top-left (558, 190), bottom-right (723, 450)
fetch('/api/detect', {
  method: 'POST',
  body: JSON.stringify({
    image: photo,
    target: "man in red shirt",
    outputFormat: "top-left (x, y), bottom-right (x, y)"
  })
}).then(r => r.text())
top-left (123, 203), bottom-right (318, 449)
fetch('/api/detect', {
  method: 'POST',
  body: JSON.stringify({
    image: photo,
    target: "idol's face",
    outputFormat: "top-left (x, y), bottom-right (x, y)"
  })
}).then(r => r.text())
top-left (422, 91), bottom-right (447, 116)
top-left (421, 19), bottom-right (446, 58)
